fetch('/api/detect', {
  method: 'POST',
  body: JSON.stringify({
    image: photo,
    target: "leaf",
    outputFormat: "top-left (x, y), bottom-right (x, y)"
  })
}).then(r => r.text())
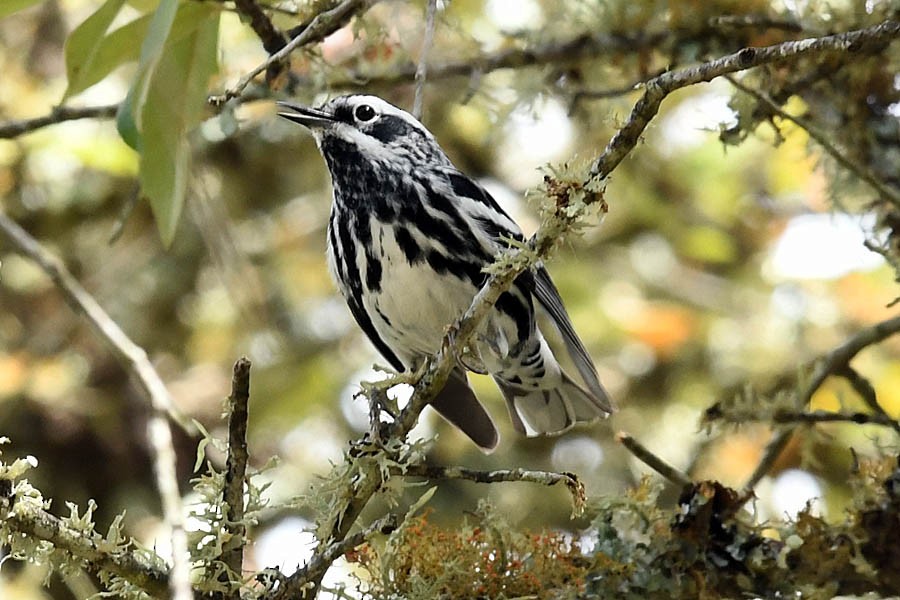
top-left (62, 0), bottom-right (126, 102)
top-left (138, 10), bottom-right (219, 245)
top-left (66, 2), bottom-right (218, 101)
top-left (115, 0), bottom-right (179, 145)
top-left (0, 0), bottom-right (45, 18)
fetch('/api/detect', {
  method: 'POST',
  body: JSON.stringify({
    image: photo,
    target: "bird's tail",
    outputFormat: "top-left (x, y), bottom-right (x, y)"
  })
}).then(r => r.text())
top-left (494, 369), bottom-right (611, 436)
top-left (429, 367), bottom-right (499, 452)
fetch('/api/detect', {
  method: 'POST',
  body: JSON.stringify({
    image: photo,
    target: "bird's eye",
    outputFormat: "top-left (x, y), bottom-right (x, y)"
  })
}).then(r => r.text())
top-left (354, 104), bottom-right (376, 122)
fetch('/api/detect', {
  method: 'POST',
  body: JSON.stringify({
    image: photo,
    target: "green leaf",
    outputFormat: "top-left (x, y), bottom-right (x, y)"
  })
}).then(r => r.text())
top-left (115, 0), bottom-right (179, 146)
top-left (62, 0), bottom-right (126, 101)
top-left (70, 2), bottom-right (220, 102)
top-left (0, 0), bottom-right (45, 18)
top-left (138, 10), bottom-right (219, 246)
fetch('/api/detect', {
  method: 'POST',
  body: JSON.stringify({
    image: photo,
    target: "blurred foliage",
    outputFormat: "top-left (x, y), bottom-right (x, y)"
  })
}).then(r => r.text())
top-left (1, 0), bottom-right (900, 597)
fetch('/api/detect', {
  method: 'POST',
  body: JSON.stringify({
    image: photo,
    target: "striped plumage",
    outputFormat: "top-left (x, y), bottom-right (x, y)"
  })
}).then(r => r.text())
top-left (278, 95), bottom-right (613, 451)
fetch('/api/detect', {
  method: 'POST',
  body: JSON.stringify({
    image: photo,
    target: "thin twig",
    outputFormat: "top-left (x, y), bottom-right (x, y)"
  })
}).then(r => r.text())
top-left (838, 366), bottom-right (900, 435)
top-left (616, 432), bottom-right (692, 487)
top-left (0, 103), bottom-right (118, 139)
top-left (726, 74), bottom-right (900, 209)
top-left (768, 409), bottom-right (900, 427)
top-left (211, 0), bottom-right (379, 104)
top-left (402, 465), bottom-right (586, 518)
top-left (411, 0), bottom-right (437, 120)
top-left (744, 314), bottom-right (900, 490)
top-left (0, 491), bottom-right (169, 596)
top-left (221, 358), bottom-right (252, 593)
top-left (0, 213), bottom-right (194, 600)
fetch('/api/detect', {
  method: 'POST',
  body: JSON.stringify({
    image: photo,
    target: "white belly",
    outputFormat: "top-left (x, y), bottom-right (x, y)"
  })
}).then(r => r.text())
top-left (364, 219), bottom-right (477, 359)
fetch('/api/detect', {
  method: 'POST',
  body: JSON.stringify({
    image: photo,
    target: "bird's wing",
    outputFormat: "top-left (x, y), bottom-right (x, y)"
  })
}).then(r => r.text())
top-left (532, 265), bottom-right (614, 411)
top-left (345, 295), bottom-right (406, 371)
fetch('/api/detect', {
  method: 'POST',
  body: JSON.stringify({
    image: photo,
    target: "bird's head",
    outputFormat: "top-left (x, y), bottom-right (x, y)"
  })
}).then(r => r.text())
top-left (277, 95), bottom-right (451, 173)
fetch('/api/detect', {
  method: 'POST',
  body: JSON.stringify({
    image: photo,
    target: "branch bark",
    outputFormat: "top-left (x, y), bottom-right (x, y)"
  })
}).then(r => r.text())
top-left (401, 464), bottom-right (587, 518)
top-left (221, 358), bottom-right (252, 593)
top-left (0, 493), bottom-right (169, 596)
top-left (0, 103), bottom-right (118, 139)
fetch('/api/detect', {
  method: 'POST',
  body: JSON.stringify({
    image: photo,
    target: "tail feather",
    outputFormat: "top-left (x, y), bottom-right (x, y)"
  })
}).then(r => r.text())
top-left (494, 370), bottom-right (611, 437)
top-left (430, 367), bottom-right (499, 452)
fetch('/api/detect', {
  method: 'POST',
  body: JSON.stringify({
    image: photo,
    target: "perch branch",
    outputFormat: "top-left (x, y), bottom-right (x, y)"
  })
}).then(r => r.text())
top-left (744, 314), bottom-right (900, 491)
top-left (221, 358), bottom-right (252, 592)
top-left (0, 213), bottom-right (194, 600)
top-left (616, 432), bottom-right (692, 487)
top-left (401, 465), bottom-right (587, 517)
top-left (273, 21), bottom-right (900, 598)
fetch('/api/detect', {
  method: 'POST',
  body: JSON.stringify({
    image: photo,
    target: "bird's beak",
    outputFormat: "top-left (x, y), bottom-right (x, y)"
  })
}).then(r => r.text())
top-left (276, 101), bottom-right (335, 129)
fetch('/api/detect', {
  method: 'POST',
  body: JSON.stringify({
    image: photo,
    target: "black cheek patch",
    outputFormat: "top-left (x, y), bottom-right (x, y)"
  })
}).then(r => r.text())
top-left (367, 115), bottom-right (416, 144)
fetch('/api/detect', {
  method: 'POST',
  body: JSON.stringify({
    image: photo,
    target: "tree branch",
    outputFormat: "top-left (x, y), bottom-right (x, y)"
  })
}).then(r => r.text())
top-left (221, 358), bottom-right (252, 593)
top-left (0, 492), bottom-right (169, 596)
top-left (0, 103), bottom-right (118, 139)
top-left (211, 0), bottom-right (380, 104)
top-left (616, 432), bottom-right (692, 487)
top-left (0, 213), bottom-right (194, 600)
top-left (587, 20), bottom-right (900, 183)
top-left (401, 465), bottom-right (587, 518)
top-left (744, 314), bottom-right (900, 491)
top-left (273, 514), bottom-right (398, 600)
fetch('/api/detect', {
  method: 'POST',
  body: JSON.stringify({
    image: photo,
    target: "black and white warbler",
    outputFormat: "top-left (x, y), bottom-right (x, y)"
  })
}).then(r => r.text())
top-left (278, 95), bottom-right (613, 451)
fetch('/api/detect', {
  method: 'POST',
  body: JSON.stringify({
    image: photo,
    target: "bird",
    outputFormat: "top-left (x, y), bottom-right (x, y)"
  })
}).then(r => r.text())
top-left (278, 94), bottom-right (613, 451)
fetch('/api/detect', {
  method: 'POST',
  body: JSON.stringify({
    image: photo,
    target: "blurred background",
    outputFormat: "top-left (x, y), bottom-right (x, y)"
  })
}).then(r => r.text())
top-left (1, 0), bottom-right (899, 596)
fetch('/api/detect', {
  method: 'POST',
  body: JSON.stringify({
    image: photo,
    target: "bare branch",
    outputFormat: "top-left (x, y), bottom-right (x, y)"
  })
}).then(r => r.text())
top-left (616, 432), bottom-right (692, 487)
top-left (411, 0), bottom-right (438, 120)
top-left (0, 493), bottom-right (169, 596)
top-left (744, 314), bottom-right (900, 491)
top-left (0, 213), bottom-right (194, 600)
top-left (211, 0), bottom-right (380, 104)
top-left (0, 103), bottom-right (118, 139)
top-left (401, 464), bottom-right (586, 518)
top-left (726, 74), bottom-right (900, 209)
top-left (221, 358), bottom-right (252, 592)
